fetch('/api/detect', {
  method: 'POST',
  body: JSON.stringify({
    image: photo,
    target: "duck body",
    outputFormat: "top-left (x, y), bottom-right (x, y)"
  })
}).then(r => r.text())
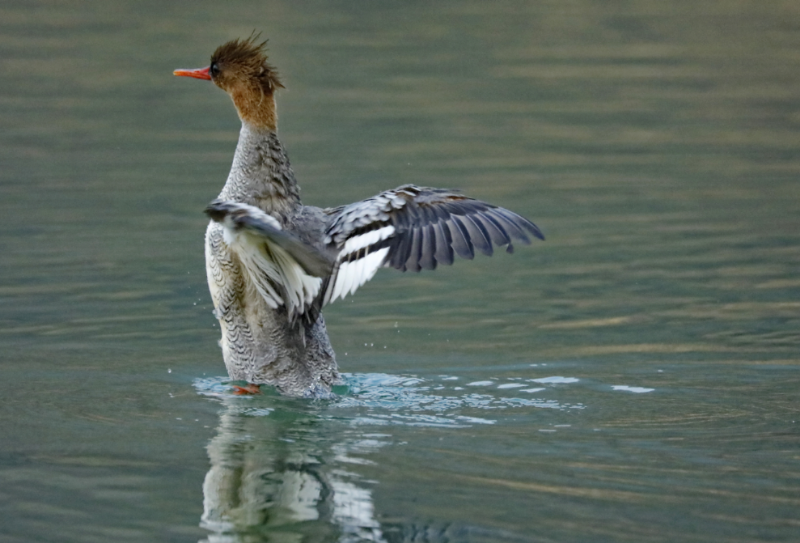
top-left (176, 36), bottom-right (544, 398)
top-left (206, 124), bottom-right (339, 396)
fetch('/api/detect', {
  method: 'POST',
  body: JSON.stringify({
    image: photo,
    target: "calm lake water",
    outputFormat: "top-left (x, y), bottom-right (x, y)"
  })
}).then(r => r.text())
top-left (2, 1), bottom-right (799, 541)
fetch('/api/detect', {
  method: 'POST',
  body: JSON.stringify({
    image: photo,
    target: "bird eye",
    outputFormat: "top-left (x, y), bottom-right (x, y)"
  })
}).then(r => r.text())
top-left (210, 63), bottom-right (220, 77)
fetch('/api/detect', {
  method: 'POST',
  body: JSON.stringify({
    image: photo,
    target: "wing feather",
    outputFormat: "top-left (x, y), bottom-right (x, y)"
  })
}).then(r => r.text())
top-left (320, 184), bottom-right (543, 306)
top-left (419, 223), bottom-right (437, 271)
top-left (448, 215), bottom-right (474, 260)
top-left (205, 200), bottom-right (332, 322)
top-left (406, 226), bottom-right (424, 272)
top-left (475, 212), bottom-right (511, 247)
top-left (461, 214), bottom-right (493, 256)
top-left (433, 222), bottom-right (454, 266)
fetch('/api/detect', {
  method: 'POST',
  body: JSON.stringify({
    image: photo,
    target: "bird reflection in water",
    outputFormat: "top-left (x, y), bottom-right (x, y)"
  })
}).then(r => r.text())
top-left (195, 373), bottom-right (570, 542)
top-left (198, 394), bottom-right (386, 542)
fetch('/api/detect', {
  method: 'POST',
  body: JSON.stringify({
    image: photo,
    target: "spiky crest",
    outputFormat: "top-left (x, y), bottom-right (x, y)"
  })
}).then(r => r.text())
top-left (211, 33), bottom-right (284, 94)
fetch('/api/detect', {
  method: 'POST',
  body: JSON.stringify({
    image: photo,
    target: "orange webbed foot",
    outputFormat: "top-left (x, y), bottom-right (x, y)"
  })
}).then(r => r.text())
top-left (232, 384), bottom-right (262, 395)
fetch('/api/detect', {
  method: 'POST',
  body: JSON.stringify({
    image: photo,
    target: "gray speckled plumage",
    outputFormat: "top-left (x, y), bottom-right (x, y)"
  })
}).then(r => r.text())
top-left (179, 37), bottom-right (544, 397)
top-left (205, 125), bottom-right (340, 397)
top-left (218, 126), bottom-right (300, 216)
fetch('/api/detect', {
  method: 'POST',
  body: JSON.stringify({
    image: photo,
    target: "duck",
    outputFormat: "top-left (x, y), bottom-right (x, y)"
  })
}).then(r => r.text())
top-left (174, 35), bottom-right (544, 398)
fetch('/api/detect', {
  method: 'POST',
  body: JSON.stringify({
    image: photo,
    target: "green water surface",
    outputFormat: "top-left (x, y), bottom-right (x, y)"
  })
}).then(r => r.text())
top-left (1, 1), bottom-right (799, 542)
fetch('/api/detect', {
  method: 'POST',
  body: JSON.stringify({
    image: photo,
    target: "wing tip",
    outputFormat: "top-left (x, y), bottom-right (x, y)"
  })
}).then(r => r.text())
top-left (526, 221), bottom-right (545, 241)
top-left (204, 199), bottom-right (228, 223)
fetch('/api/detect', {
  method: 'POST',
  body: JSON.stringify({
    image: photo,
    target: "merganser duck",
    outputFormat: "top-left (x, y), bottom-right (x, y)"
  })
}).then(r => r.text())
top-left (174, 36), bottom-right (544, 398)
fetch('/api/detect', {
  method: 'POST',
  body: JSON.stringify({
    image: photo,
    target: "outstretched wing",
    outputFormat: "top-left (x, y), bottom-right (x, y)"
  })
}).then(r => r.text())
top-left (205, 200), bottom-right (333, 322)
top-left (322, 184), bottom-right (544, 305)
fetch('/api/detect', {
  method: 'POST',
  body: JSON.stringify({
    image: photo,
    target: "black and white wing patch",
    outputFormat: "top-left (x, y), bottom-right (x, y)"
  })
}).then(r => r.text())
top-left (206, 200), bottom-right (332, 321)
top-left (322, 184), bottom-right (544, 304)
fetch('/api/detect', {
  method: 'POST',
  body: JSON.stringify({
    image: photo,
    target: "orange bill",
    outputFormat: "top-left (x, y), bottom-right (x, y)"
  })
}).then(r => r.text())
top-left (173, 66), bottom-right (211, 80)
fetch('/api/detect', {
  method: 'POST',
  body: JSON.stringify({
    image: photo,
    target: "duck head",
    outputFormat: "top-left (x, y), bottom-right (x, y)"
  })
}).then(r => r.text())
top-left (174, 35), bottom-right (284, 131)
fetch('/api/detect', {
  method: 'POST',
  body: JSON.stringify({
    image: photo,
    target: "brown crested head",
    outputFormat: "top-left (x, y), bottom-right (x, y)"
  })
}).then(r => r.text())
top-left (209, 34), bottom-right (284, 96)
top-left (173, 34), bottom-right (284, 130)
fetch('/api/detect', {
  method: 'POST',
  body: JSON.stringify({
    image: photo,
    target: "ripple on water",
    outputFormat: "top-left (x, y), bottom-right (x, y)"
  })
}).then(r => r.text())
top-left (611, 385), bottom-right (655, 394)
top-left (530, 376), bottom-right (580, 384)
top-left (194, 372), bottom-right (587, 428)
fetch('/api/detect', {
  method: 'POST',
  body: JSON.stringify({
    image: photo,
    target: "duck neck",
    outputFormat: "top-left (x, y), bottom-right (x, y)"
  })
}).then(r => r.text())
top-left (219, 123), bottom-right (301, 218)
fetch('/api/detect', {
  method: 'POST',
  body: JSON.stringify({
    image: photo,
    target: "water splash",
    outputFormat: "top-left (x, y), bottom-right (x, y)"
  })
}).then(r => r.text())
top-left (195, 372), bottom-right (585, 428)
